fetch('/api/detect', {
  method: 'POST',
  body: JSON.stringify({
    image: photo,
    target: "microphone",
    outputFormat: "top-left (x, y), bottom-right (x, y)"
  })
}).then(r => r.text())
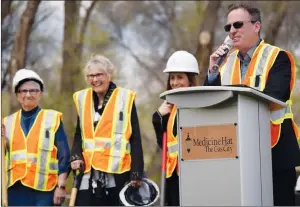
top-left (211, 36), bottom-right (233, 72)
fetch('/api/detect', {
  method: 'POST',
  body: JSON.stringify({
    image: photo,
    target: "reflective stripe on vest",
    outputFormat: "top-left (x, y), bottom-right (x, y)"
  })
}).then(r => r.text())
top-left (220, 40), bottom-right (299, 147)
top-left (166, 106), bottom-right (178, 178)
top-left (73, 87), bottom-right (135, 174)
top-left (3, 109), bottom-right (60, 191)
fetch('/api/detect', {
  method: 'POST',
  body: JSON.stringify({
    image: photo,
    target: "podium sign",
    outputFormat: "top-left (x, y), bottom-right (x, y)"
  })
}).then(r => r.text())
top-left (181, 124), bottom-right (237, 160)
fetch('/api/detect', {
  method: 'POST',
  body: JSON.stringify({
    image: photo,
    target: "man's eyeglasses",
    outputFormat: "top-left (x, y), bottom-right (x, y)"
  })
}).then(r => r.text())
top-left (224, 21), bottom-right (256, 32)
top-left (87, 73), bottom-right (106, 80)
top-left (18, 89), bottom-right (40, 95)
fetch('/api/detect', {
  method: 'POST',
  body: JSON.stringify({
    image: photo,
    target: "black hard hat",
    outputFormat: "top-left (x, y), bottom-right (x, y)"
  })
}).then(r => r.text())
top-left (119, 178), bottom-right (160, 206)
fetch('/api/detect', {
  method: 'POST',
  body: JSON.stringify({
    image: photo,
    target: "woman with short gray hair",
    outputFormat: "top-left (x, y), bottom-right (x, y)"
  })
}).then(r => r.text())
top-left (70, 54), bottom-right (144, 206)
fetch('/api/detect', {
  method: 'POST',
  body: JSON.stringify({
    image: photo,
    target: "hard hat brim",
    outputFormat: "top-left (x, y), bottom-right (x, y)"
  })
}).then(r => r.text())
top-left (14, 78), bottom-right (44, 93)
top-left (119, 178), bottom-right (160, 206)
top-left (163, 68), bottom-right (199, 74)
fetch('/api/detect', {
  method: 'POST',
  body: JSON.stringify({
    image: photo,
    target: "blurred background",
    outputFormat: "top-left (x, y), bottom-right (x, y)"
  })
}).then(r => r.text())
top-left (1, 0), bottom-right (300, 202)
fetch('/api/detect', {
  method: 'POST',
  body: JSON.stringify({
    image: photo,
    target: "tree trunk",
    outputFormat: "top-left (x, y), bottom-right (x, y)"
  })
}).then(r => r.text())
top-left (7, 0), bottom-right (41, 113)
top-left (60, 0), bottom-right (81, 141)
top-left (194, 1), bottom-right (221, 86)
top-left (264, 2), bottom-right (287, 45)
top-left (1, 0), bottom-right (13, 24)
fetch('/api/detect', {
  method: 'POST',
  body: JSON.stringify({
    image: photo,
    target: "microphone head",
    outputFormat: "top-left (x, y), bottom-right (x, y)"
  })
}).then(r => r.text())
top-left (224, 36), bottom-right (233, 50)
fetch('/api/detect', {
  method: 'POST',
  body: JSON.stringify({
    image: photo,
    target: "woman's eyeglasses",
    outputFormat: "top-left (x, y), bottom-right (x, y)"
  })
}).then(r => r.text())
top-left (224, 21), bottom-right (256, 32)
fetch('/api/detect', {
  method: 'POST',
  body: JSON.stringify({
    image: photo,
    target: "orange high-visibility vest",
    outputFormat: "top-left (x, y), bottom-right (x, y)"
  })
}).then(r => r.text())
top-left (3, 109), bottom-right (61, 191)
top-left (73, 87), bottom-right (136, 174)
top-left (166, 106), bottom-right (179, 178)
top-left (220, 40), bottom-right (299, 147)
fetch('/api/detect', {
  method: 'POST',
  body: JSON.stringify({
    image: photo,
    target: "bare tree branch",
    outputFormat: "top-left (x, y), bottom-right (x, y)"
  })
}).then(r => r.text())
top-left (194, 1), bottom-right (221, 85)
top-left (264, 2), bottom-right (287, 45)
top-left (112, 36), bottom-right (165, 88)
top-left (78, 1), bottom-right (97, 51)
top-left (7, 0), bottom-right (41, 113)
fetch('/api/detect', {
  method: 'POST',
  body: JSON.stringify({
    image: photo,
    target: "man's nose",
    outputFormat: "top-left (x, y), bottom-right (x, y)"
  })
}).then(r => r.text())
top-left (24, 91), bottom-right (32, 97)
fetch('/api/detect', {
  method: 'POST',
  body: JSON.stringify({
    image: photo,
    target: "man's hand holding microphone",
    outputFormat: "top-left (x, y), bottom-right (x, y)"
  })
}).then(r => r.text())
top-left (209, 36), bottom-right (234, 74)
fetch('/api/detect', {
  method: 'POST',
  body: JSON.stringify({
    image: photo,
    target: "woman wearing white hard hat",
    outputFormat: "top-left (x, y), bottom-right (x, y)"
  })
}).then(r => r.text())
top-left (70, 54), bottom-right (144, 205)
top-left (2, 69), bottom-right (70, 206)
top-left (152, 51), bottom-right (199, 205)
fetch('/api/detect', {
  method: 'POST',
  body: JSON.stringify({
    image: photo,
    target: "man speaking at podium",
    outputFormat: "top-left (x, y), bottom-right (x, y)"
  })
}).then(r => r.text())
top-left (204, 3), bottom-right (300, 206)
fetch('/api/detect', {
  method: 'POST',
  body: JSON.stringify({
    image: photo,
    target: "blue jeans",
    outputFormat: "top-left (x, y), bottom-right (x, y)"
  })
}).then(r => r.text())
top-left (8, 182), bottom-right (54, 206)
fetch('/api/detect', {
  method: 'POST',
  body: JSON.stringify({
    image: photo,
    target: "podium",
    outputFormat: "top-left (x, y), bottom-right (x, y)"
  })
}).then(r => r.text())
top-left (160, 86), bottom-right (286, 206)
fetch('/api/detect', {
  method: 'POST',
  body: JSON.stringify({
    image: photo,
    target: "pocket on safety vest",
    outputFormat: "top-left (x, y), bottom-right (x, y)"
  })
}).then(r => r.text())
top-left (39, 129), bottom-right (55, 151)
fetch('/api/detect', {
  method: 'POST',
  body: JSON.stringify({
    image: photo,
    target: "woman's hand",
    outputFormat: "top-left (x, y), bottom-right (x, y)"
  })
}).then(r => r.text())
top-left (158, 101), bottom-right (173, 116)
top-left (70, 160), bottom-right (84, 170)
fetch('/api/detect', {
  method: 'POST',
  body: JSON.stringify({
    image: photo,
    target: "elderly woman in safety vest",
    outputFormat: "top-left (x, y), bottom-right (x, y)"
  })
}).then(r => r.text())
top-left (152, 51), bottom-right (200, 206)
top-left (2, 69), bottom-right (70, 206)
top-left (70, 54), bottom-right (144, 206)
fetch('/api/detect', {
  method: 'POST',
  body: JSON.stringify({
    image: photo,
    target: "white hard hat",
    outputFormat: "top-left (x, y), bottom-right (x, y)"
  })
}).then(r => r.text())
top-left (119, 178), bottom-right (160, 206)
top-left (163, 50), bottom-right (199, 74)
top-left (12, 68), bottom-right (44, 92)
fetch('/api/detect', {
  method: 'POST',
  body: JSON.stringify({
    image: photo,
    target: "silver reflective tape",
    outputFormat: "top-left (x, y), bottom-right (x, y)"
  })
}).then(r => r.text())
top-left (115, 89), bottom-right (126, 134)
top-left (254, 45), bottom-right (272, 89)
top-left (49, 162), bottom-right (58, 171)
top-left (94, 140), bottom-right (111, 150)
top-left (168, 144), bottom-right (178, 154)
top-left (37, 172), bottom-right (46, 189)
top-left (28, 155), bottom-right (38, 164)
top-left (126, 142), bottom-right (131, 151)
top-left (5, 114), bottom-right (14, 143)
top-left (5, 114), bottom-right (15, 175)
top-left (221, 54), bottom-right (237, 85)
top-left (271, 108), bottom-right (285, 121)
top-left (112, 134), bottom-right (123, 157)
top-left (85, 142), bottom-right (94, 150)
top-left (286, 105), bottom-right (291, 114)
top-left (37, 145), bottom-right (48, 189)
top-left (77, 91), bottom-right (86, 134)
top-left (110, 134), bottom-right (123, 172)
top-left (11, 152), bottom-right (27, 161)
top-left (42, 110), bottom-right (56, 150)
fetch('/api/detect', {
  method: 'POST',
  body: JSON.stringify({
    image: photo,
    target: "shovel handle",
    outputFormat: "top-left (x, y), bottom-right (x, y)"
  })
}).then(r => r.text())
top-left (69, 188), bottom-right (78, 206)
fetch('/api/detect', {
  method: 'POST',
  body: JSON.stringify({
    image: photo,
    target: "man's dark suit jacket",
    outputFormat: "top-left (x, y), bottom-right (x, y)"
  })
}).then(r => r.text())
top-left (204, 51), bottom-right (300, 170)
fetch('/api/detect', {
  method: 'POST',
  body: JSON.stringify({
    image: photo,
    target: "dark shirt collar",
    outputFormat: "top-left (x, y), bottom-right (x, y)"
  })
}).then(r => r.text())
top-left (21, 106), bottom-right (40, 117)
top-left (237, 39), bottom-right (262, 61)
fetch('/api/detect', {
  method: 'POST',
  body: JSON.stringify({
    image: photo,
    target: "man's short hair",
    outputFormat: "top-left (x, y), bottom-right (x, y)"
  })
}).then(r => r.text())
top-left (227, 3), bottom-right (261, 23)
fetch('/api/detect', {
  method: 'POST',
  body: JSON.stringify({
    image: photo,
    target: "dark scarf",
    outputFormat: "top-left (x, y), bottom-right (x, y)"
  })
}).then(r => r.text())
top-left (91, 82), bottom-right (117, 193)
top-left (92, 81), bottom-right (117, 116)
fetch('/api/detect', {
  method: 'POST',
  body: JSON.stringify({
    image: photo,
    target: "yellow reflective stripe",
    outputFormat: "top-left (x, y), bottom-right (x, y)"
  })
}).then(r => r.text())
top-left (221, 51), bottom-right (238, 85)
top-left (109, 88), bottom-right (131, 172)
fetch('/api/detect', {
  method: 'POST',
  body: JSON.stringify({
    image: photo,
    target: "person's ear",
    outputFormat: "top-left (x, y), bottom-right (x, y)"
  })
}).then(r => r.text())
top-left (254, 21), bottom-right (261, 33)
